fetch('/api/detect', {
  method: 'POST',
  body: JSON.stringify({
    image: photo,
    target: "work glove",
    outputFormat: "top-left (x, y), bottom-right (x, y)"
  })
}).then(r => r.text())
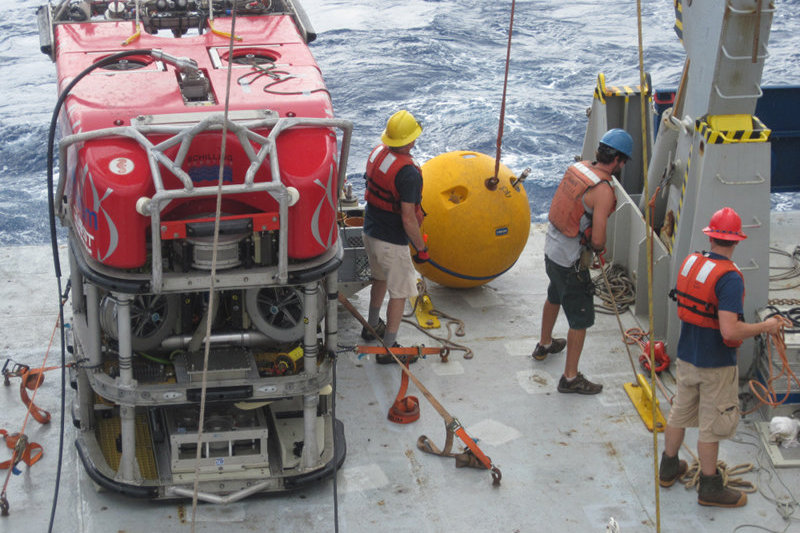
top-left (593, 247), bottom-right (606, 266)
top-left (413, 248), bottom-right (430, 264)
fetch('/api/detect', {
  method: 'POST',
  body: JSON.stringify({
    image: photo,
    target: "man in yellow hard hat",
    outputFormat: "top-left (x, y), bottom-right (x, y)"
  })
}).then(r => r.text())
top-left (361, 110), bottom-right (428, 363)
top-left (660, 207), bottom-right (788, 507)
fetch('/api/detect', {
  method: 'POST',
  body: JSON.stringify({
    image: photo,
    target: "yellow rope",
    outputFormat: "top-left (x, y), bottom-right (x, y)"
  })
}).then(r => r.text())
top-left (634, 0), bottom-right (659, 530)
top-left (403, 278), bottom-right (474, 360)
top-left (681, 460), bottom-right (758, 493)
top-left (189, 6), bottom-right (239, 531)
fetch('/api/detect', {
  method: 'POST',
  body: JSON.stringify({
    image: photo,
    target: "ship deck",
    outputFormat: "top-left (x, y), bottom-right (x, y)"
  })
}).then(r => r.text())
top-left (2, 213), bottom-right (800, 532)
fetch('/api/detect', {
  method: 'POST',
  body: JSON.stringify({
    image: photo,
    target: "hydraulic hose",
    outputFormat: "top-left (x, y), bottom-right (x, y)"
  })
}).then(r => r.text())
top-left (44, 47), bottom-right (153, 533)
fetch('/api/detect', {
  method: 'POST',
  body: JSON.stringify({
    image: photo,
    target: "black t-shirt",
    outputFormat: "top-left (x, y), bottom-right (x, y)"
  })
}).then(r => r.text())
top-left (363, 164), bottom-right (422, 245)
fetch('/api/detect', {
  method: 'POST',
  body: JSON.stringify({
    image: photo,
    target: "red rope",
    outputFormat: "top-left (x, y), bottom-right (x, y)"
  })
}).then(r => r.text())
top-left (493, 0), bottom-right (516, 180)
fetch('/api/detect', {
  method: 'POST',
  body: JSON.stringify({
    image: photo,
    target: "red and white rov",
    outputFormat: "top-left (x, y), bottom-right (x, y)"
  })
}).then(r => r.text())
top-left (38, 0), bottom-right (355, 502)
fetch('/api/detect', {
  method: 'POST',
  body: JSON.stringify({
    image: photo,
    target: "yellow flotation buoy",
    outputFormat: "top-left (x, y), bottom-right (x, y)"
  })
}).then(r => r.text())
top-left (414, 151), bottom-right (530, 288)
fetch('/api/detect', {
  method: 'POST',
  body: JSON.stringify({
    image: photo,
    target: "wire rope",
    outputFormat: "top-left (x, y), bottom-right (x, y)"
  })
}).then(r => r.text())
top-left (491, 0), bottom-right (516, 184)
top-left (189, 6), bottom-right (238, 531)
top-left (633, 0), bottom-right (661, 529)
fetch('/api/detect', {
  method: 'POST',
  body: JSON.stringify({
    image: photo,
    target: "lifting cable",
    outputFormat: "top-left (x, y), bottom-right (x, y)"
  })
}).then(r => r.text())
top-left (189, 4), bottom-right (238, 530)
top-left (490, 0), bottom-right (516, 186)
top-left (633, 1), bottom-right (663, 530)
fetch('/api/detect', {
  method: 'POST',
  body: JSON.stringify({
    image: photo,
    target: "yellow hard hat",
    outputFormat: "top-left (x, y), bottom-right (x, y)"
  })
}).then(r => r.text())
top-left (381, 110), bottom-right (422, 147)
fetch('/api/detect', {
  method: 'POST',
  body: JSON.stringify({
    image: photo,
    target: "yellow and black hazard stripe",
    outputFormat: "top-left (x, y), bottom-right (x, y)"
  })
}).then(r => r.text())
top-left (674, 0), bottom-right (684, 44)
top-left (594, 73), bottom-right (608, 104)
top-left (673, 143), bottom-right (691, 247)
top-left (593, 72), bottom-right (643, 104)
top-left (695, 114), bottom-right (771, 144)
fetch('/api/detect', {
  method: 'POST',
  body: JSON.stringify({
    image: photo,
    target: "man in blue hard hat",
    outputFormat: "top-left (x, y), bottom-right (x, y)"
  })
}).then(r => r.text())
top-left (361, 110), bottom-right (429, 363)
top-left (532, 128), bottom-right (633, 394)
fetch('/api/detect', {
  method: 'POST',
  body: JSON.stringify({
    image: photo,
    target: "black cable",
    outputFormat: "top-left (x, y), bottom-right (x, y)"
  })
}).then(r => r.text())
top-left (761, 305), bottom-right (800, 333)
top-left (46, 48), bottom-right (152, 277)
top-left (48, 278), bottom-right (66, 533)
top-left (331, 349), bottom-right (339, 533)
top-left (44, 47), bottom-right (153, 533)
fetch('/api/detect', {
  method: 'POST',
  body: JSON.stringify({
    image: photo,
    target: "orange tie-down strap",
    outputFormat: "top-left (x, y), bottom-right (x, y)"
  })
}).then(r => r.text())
top-left (417, 421), bottom-right (502, 486)
top-left (19, 368), bottom-right (52, 425)
top-left (3, 363), bottom-right (57, 425)
top-left (0, 430), bottom-right (43, 473)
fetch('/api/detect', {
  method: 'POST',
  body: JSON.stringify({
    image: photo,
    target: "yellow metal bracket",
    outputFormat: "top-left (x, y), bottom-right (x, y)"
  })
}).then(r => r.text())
top-left (696, 114), bottom-right (771, 144)
top-left (409, 288), bottom-right (440, 329)
top-left (623, 373), bottom-right (666, 433)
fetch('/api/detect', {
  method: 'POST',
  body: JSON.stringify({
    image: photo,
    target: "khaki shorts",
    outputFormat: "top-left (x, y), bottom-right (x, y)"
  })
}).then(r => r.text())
top-left (666, 359), bottom-right (740, 442)
top-left (363, 233), bottom-right (418, 299)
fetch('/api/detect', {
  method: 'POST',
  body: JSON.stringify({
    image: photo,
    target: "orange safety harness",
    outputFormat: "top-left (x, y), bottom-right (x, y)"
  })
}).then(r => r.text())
top-left (364, 144), bottom-right (425, 224)
top-left (548, 161), bottom-right (614, 238)
top-left (670, 252), bottom-right (745, 348)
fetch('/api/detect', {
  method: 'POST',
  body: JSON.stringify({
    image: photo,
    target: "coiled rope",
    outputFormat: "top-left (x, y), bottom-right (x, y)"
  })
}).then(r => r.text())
top-left (403, 278), bottom-right (474, 360)
top-left (592, 263), bottom-right (636, 314)
top-left (744, 328), bottom-right (800, 414)
top-left (769, 245), bottom-right (800, 291)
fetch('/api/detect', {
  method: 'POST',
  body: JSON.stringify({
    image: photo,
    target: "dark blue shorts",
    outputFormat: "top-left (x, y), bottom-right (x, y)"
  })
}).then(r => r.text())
top-left (545, 255), bottom-right (595, 330)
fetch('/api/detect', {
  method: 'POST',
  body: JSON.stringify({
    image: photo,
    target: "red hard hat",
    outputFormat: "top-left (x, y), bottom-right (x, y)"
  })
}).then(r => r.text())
top-left (703, 207), bottom-right (747, 241)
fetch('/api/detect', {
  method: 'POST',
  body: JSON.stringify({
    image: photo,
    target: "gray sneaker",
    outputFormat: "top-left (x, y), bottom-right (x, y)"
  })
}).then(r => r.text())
top-left (531, 338), bottom-right (566, 361)
top-left (557, 372), bottom-right (603, 394)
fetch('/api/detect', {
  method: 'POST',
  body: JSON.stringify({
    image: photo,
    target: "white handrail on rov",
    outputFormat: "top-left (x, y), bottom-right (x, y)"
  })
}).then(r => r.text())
top-left (56, 111), bottom-right (353, 291)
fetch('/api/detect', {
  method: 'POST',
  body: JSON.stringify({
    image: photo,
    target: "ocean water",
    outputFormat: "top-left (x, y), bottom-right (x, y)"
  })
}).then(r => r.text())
top-left (0, 0), bottom-right (798, 246)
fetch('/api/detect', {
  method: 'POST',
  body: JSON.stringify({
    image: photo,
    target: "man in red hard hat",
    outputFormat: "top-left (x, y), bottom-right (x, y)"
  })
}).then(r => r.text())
top-left (660, 207), bottom-right (788, 507)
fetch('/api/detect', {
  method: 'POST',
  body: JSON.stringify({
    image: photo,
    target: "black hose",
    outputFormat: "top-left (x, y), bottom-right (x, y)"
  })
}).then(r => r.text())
top-left (46, 48), bottom-right (152, 277)
top-left (45, 47), bottom-right (153, 533)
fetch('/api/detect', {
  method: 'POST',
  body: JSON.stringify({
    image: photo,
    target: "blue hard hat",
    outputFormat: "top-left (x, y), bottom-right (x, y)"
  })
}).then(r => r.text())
top-left (599, 129), bottom-right (634, 159)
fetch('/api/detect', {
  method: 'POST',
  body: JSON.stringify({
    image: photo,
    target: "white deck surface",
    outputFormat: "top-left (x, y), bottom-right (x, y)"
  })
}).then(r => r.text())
top-left (1, 215), bottom-right (799, 532)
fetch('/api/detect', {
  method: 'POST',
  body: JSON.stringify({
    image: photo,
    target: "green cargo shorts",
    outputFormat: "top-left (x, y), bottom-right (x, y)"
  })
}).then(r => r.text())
top-left (544, 255), bottom-right (595, 330)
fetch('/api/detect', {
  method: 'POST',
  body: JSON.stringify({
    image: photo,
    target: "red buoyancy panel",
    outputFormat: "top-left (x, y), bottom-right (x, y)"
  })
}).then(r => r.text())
top-left (278, 128), bottom-right (340, 259)
top-left (71, 138), bottom-right (151, 269)
top-left (72, 127), bottom-right (340, 269)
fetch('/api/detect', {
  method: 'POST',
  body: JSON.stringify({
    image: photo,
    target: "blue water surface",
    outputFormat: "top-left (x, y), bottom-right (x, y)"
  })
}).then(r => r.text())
top-left (1, 0), bottom-right (798, 246)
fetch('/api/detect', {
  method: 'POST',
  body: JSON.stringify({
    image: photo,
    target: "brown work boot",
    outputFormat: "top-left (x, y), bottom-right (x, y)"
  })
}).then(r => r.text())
top-left (658, 452), bottom-right (688, 487)
top-left (531, 338), bottom-right (566, 361)
top-left (698, 470), bottom-right (747, 508)
top-left (557, 372), bottom-right (602, 394)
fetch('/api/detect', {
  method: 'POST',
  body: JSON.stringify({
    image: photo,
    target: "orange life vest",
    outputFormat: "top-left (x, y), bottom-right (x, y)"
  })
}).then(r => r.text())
top-left (548, 161), bottom-right (615, 238)
top-left (671, 252), bottom-right (745, 348)
top-left (364, 144), bottom-right (422, 222)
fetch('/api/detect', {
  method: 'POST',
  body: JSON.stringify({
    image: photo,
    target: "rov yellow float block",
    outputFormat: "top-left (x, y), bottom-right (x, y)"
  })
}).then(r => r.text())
top-left (415, 151), bottom-right (530, 288)
top-left (623, 373), bottom-right (666, 433)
